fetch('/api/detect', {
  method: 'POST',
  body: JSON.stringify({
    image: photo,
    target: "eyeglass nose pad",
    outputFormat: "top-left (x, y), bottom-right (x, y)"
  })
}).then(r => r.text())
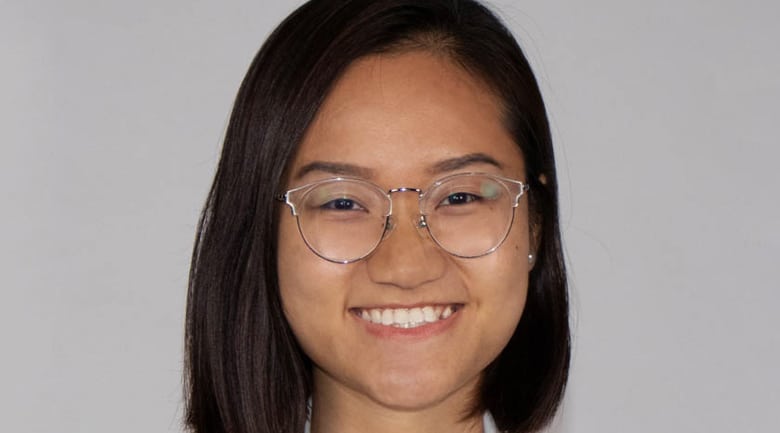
top-left (417, 215), bottom-right (428, 229)
top-left (381, 215), bottom-right (428, 240)
top-left (413, 214), bottom-right (430, 239)
top-left (381, 216), bottom-right (395, 239)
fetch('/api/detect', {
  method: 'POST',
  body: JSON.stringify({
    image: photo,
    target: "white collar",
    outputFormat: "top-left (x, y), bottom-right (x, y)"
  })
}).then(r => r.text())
top-left (304, 411), bottom-right (500, 433)
top-left (483, 411), bottom-right (500, 433)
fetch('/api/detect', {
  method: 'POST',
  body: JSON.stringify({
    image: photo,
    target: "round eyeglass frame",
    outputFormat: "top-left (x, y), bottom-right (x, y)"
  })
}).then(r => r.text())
top-left (276, 172), bottom-right (530, 264)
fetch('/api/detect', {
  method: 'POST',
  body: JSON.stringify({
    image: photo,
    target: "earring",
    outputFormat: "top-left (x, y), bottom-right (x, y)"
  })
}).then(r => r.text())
top-left (528, 253), bottom-right (535, 264)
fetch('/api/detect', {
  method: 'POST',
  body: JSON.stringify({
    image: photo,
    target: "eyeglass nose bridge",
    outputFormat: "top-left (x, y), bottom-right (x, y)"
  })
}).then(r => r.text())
top-left (387, 186), bottom-right (423, 195)
top-left (383, 187), bottom-right (428, 235)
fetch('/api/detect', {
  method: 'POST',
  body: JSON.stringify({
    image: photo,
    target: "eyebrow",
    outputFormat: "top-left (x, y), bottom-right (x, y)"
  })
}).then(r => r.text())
top-left (293, 161), bottom-right (375, 180)
top-left (427, 152), bottom-right (503, 174)
top-left (293, 152), bottom-right (503, 180)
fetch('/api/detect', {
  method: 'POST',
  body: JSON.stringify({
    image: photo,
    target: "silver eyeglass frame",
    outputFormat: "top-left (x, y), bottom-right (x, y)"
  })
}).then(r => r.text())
top-left (275, 172), bottom-right (530, 264)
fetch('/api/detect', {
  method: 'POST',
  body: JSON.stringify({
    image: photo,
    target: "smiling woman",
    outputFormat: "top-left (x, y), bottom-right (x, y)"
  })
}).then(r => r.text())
top-left (185, 1), bottom-right (569, 433)
top-left (279, 52), bottom-right (534, 423)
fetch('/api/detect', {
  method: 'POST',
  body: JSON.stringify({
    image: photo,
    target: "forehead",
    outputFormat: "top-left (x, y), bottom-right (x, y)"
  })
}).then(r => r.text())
top-left (290, 51), bottom-right (525, 183)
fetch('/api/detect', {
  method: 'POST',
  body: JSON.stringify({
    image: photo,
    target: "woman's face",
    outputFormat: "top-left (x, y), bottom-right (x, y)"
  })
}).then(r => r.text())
top-left (277, 51), bottom-right (531, 414)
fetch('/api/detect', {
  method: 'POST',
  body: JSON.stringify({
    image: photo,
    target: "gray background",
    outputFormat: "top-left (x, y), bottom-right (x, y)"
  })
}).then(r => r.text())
top-left (2, 0), bottom-right (778, 432)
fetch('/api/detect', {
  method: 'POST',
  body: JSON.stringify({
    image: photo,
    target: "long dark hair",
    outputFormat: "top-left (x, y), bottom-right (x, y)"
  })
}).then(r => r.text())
top-left (185, 1), bottom-right (570, 432)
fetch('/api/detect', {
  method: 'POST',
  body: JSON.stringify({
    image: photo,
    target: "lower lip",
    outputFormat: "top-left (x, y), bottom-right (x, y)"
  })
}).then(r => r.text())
top-left (350, 307), bottom-right (462, 339)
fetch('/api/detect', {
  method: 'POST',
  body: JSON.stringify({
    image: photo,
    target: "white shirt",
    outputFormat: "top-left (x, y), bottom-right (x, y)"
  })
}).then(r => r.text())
top-left (304, 411), bottom-right (501, 433)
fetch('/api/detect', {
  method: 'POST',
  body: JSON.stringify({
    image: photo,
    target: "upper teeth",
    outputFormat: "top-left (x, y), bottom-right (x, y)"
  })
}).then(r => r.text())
top-left (357, 305), bottom-right (456, 328)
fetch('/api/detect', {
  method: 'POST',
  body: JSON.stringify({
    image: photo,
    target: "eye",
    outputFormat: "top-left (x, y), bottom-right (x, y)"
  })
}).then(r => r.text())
top-left (321, 197), bottom-right (366, 211)
top-left (439, 192), bottom-right (480, 206)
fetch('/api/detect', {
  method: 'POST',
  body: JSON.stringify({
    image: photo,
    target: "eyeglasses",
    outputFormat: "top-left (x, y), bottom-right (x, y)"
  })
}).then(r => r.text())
top-left (276, 172), bottom-right (529, 264)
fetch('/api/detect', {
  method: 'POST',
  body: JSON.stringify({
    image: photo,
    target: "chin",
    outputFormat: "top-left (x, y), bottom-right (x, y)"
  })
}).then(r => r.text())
top-left (362, 368), bottom-right (479, 412)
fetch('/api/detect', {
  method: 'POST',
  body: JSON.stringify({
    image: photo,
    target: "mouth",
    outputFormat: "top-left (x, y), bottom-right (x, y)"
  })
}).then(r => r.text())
top-left (350, 304), bottom-right (463, 329)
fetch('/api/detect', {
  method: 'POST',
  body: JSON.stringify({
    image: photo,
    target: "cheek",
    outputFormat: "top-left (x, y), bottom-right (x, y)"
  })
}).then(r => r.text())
top-left (490, 214), bottom-right (531, 275)
top-left (473, 219), bottom-right (531, 324)
top-left (481, 246), bottom-right (529, 320)
top-left (277, 214), bottom-right (349, 346)
top-left (277, 215), bottom-right (320, 330)
top-left (485, 251), bottom-right (529, 357)
top-left (278, 215), bottom-right (303, 294)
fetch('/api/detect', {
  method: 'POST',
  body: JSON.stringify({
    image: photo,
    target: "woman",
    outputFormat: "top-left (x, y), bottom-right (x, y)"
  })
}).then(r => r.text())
top-left (185, 1), bottom-right (570, 432)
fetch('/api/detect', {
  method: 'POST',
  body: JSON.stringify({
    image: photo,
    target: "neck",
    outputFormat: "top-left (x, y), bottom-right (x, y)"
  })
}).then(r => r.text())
top-left (309, 372), bottom-right (484, 433)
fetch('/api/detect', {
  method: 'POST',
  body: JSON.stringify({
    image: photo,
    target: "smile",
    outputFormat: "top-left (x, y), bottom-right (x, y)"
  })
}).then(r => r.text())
top-left (351, 304), bottom-right (462, 329)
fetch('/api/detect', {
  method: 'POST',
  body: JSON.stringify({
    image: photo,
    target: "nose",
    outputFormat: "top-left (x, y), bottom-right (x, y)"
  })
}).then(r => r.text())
top-left (365, 194), bottom-right (447, 290)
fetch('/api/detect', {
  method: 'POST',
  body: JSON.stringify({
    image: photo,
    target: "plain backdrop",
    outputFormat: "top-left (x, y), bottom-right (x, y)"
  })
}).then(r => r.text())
top-left (2, 1), bottom-right (778, 432)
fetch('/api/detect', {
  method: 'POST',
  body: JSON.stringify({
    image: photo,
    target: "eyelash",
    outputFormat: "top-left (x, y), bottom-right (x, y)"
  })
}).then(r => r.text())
top-left (321, 198), bottom-right (366, 211)
top-left (438, 192), bottom-right (481, 206)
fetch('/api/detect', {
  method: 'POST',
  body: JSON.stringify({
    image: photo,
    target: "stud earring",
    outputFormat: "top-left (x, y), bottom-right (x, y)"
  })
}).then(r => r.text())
top-left (528, 253), bottom-right (535, 264)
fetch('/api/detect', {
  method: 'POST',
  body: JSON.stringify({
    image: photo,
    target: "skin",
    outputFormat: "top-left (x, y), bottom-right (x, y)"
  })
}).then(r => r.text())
top-left (277, 51), bottom-right (532, 433)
